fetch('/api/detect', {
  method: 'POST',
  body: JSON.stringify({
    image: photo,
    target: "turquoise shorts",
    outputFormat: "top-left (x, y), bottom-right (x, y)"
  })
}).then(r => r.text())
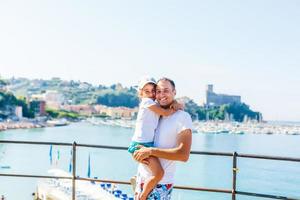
top-left (128, 141), bottom-right (154, 154)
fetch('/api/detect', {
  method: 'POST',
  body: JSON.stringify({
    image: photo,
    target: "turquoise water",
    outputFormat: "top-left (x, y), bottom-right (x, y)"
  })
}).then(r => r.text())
top-left (0, 122), bottom-right (299, 200)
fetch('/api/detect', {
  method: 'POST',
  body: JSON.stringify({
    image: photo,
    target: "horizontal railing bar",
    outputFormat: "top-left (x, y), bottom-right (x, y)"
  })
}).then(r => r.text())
top-left (1, 175), bottom-right (298, 200)
top-left (1, 140), bottom-right (300, 162)
top-left (190, 151), bottom-right (232, 157)
top-left (0, 173), bottom-right (232, 193)
top-left (191, 151), bottom-right (300, 162)
top-left (0, 140), bottom-right (72, 146)
top-left (237, 190), bottom-right (300, 200)
top-left (0, 173), bottom-right (72, 180)
top-left (237, 153), bottom-right (300, 162)
top-left (77, 143), bottom-right (128, 150)
top-left (77, 177), bottom-right (232, 193)
top-left (77, 177), bottom-right (130, 185)
top-left (173, 186), bottom-right (232, 193)
top-left (3, 173), bottom-right (298, 199)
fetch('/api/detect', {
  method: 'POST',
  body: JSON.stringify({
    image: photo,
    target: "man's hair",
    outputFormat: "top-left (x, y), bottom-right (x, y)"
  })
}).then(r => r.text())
top-left (157, 77), bottom-right (176, 90)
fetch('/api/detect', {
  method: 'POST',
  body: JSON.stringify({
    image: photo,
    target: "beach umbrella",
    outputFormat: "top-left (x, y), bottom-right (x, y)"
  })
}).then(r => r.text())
top-left (68, 149), bottom-right (72, 173)
top-left (55, 149), bottom-right (60, 165)
top-left (87, 153), bottom-right (91, 178)
top-left (49, 145), bottom-right (53, 165)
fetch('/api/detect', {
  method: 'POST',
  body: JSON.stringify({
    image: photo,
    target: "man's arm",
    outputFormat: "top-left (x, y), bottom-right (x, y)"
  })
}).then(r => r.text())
top-left (133, 128), bottom-right (192, 162)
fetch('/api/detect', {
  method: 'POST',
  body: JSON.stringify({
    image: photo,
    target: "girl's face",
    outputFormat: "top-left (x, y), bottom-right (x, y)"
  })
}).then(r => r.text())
top-left (140, 83), bottom-right (156, 100)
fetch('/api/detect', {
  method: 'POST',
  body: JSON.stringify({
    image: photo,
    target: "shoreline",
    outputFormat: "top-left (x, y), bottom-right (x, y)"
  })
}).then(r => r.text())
top-left (193, 121), bottom-right (300, 135)
top-left (1, 118), bottom-right (300, 135)
top-left (0, 121), bottom-right (47, 131)
top-left (0, 119), bottom-right (70, 131)
top-left (86, 117), bottom-right (300, 135)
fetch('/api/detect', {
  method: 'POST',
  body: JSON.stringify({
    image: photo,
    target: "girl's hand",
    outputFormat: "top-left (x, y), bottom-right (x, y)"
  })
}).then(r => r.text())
top-left (170, 100), bottom-right (184, 111)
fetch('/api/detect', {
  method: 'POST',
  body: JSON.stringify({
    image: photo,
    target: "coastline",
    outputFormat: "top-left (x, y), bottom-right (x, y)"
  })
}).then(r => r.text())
top-left (0, 119), bottom-right (69, 131)
top-left (0, 121), bottom-right (46, 131)
top-left (86, 117), bottom-right (300, 135)
top-left (1, 117), bottom-right (300, 135)
top-left (193, 121), bottom-right (300, 135)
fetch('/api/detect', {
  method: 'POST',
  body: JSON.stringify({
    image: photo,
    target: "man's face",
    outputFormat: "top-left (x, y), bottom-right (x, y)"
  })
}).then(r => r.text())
top-left (156, 80), bottom-right (176, 107)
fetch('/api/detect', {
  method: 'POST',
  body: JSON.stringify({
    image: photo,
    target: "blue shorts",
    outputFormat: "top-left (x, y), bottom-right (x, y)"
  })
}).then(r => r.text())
top-left (128, 141), bottom-right (154, 154)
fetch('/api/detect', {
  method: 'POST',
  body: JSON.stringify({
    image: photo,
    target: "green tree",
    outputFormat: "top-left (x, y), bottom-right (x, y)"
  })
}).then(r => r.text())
top-left (96, 91), bottom-right (139, 108)
top-left (223, 102), bottom-right (259, 122)
top-left (16, 97), bottom-right (34, 118)
top-left (0, 92), bottom-right (34, 118)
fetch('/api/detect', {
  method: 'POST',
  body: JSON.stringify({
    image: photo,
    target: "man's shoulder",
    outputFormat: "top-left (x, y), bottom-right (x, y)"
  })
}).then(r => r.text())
top-left (169, 110), bottom-right (192, 126)
top-left (173, 110), bottom-right (193, 133)
top-left (175, 110), bottom-right (192, 119)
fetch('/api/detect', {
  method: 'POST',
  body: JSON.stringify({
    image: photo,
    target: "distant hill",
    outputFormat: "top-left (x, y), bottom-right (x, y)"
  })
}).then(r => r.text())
top-left (5, 77), bottom-right (262, 121)
top-left (7, 77), bottom-right (139, 108)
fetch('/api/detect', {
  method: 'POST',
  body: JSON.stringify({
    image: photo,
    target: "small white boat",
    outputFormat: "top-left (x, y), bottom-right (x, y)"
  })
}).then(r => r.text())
top-left (47, 119), bottom-right (69, 127)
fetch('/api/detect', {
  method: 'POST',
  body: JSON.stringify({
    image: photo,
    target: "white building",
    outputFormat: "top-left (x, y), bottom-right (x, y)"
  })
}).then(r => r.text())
top-left (44, 90), bottom-right (64, 109)
top-left (15, 106), bottom-right (23, 119)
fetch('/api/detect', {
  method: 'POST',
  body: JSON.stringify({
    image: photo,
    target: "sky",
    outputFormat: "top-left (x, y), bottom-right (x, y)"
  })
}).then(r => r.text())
top-left (0, 0), bottom-right (299, 121)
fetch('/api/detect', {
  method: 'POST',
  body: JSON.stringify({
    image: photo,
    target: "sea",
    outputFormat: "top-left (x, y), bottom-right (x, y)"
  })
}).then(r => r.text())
top-left (0, 122), bottom-right (299, 200)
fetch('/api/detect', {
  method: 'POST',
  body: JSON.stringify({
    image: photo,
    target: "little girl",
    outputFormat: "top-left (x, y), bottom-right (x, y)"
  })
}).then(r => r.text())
top-left (128, 76), bottom-right (181, 200)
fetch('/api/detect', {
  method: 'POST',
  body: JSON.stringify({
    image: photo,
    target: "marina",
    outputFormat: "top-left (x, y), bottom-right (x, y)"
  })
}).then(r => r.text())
top-left (87, 117), bottom-right (300, 135)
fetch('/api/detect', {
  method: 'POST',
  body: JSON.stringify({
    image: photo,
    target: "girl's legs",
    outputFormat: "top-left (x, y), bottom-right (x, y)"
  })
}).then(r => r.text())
top-left (138, 156), bottom-right (164, 200)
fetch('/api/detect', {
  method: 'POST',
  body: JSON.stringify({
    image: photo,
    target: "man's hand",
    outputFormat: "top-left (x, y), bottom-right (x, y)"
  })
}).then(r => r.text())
top-left (133, 145), bottom-right (152, 165)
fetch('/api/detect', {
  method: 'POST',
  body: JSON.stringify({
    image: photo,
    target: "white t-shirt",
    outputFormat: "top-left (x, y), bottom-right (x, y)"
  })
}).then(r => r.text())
top-left (132, 98), bottom-right (159, 143)
top-left (137, 110), bottom-right (193, 184)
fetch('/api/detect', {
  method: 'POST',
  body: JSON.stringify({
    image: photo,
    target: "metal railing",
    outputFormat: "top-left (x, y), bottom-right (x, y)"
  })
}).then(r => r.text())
top-left (0, 140), bottom-right (300, 200)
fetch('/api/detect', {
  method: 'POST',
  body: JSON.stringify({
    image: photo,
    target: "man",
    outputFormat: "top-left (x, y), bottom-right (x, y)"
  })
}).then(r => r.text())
top-left (133, 77), bottom-right (193, 200)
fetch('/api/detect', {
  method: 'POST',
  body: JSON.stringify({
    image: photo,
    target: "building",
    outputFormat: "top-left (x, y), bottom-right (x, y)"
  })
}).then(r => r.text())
top-left (102, 106), bottom-right (137, 119)
top-left (92, 104), bottom-right (137, 119)
top-left (31, 90), bottom-right (64, 110)
top-left (15, 106), bottom-right (23, 119)
top-left (61, 105), bottom-right (95, 116)
top-left (44, 90), bottom-right (64, 109)
top-left (30, 100), bottom-right (46, 116)
top-left (205, 84), bottom-right (241, 107)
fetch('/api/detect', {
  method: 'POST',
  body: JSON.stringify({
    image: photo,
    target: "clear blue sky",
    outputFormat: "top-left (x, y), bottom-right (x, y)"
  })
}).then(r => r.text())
top-left (0, 0), bottom-right (299, 121)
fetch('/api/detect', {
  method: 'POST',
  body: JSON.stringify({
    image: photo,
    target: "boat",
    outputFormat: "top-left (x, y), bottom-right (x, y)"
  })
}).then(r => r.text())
top-left (0, 165), bottom-right (11, 169)
top-left (36, 169), bottom-right (133, 200)
top-left (47, 119), bottom-right (69, 127)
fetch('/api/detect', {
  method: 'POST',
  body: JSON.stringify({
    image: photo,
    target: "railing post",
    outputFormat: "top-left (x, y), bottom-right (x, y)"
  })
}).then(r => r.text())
top-left (232, 152), bottom-right (238, 200)
top-left (72, 142), bottom-right (77, 200)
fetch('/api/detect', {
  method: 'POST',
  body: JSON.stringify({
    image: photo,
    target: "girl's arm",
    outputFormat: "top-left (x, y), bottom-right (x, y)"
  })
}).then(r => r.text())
top-left (148, 105), bottom-right (175, 117)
